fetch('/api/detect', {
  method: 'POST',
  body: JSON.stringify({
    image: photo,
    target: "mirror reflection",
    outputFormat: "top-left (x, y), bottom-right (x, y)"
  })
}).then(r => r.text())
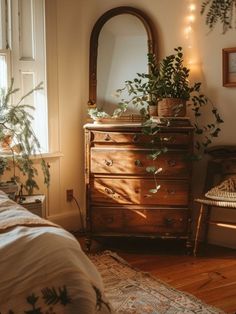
top-left (97, 14), bottom-right (148, 115)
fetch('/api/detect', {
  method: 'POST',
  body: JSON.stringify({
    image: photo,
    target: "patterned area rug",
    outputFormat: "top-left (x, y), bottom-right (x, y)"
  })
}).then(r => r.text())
top-left (90, 251), bottom-right (225, 314)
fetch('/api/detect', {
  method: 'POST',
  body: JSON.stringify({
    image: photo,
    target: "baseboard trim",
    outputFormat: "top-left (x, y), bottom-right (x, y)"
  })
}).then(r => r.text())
top-left (47, 211), bottom-right (83, 232)
top-left (208, 239), bottom-right (236, 250)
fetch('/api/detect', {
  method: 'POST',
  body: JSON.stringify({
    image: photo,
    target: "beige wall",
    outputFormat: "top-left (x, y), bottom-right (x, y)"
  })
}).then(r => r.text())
top-left (44, 0), bottom-right (236, 247)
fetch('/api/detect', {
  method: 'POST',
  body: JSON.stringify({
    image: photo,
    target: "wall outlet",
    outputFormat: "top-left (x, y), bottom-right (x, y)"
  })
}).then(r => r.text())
top-left (66, 189), bottom-right (73, 202)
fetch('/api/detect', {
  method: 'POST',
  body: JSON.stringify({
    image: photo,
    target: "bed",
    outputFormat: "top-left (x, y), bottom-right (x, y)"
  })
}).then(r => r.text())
top-left (0, 190), bottom-right (112, 313)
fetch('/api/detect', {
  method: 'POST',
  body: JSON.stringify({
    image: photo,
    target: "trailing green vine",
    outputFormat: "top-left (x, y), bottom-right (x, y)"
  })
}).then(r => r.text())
top-left (88, 47), bottom-right (224, 195)
top-left (201, 0), bottom-right (236, 33)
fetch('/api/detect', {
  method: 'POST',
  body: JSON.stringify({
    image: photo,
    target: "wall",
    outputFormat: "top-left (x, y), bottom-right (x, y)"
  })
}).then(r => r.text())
top-left (45, 0), bottom-right (236, 247)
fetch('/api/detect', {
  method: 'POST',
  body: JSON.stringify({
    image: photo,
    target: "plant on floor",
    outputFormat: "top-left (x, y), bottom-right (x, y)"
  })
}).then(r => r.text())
top-left (201, 0), bottom-right (236, 33)
top-left (0, 79), bottom-right (50, 195)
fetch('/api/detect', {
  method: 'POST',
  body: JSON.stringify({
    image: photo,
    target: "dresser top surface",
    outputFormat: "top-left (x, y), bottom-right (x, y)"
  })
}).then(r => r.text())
top-left (84, 119), bottom-right (193, 131)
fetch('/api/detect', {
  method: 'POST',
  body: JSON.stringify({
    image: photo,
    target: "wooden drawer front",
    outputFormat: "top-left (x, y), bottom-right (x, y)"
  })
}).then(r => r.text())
top-left (91, 131), bottom-right (191, 146)
top-left (91, 148), bottom-right (190, 177)
top-left (91, 207), bottom-right (188, 235)
top-left (90, 178), bottom-right (189, 205)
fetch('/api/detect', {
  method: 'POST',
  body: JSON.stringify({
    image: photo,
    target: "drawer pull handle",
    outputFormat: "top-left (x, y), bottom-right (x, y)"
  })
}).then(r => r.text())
top-left (167, 189), bottom-right (176, 195)
top-left (106, 217), bottom-right (114, 224)
top-left (104, 134), bottom-right (111, 141)
top-left (104, 159), bottom-right (113, 166)
top-left (132, 134), bottom-right (139, 143)
top-left (164, 218), bottom-right (175, 226)
top-left (168, 159), bottom-right (177, 167)
top-left (160, 136), bottom-right (173, 143)
top-left (134, 159), bottom-right (143, 167)
top-left (105, 187), bottom-right (115, 195)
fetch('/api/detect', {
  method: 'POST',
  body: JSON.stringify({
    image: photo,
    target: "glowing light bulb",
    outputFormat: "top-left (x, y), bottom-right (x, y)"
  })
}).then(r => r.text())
top-left (189, 4), bottom-right (196, 12)
top-left (188, 14), bottom-right (195, 22)
top-left (185, 26), bottom-right (192, 35)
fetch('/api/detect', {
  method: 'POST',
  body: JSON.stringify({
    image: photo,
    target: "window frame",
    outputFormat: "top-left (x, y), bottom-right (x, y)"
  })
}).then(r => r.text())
top-left (0, 0), bottom-right (49, 154)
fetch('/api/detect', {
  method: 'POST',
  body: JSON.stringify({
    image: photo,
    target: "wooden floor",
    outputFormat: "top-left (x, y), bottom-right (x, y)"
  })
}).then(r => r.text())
top-left (80, 237), bottom-right (236, 314)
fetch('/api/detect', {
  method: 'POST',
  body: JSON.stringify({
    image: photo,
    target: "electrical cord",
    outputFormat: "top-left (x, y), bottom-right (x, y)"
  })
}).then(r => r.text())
top-left (72, 195), bottom-right (85, 234)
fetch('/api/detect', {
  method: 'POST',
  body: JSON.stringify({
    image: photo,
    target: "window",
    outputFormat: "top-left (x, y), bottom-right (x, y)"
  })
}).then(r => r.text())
top-left (0, 50), bottom-right (10, 90)
top-left (0, 0), bottom-right (48, 153)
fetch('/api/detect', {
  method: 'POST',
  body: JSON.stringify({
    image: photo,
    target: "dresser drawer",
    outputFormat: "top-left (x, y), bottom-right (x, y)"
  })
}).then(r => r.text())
top-left (85, 123), bottom-right (193, 248)
top-left (90, 178), bottom-right (189, 206)
top-left (91, 207), bottom-right (188, 235)
top-left (91, 130), bottom-right (191, 146)
top-left (91, 148), bottom-right (190, 177)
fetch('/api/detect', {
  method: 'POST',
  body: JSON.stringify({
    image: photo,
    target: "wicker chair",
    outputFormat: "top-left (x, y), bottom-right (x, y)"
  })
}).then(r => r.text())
top-left (193, 146), bottom-right (236, 256)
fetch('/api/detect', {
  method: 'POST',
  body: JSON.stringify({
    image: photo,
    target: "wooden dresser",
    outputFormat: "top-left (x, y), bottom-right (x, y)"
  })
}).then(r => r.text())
top-left (84, 121), bottom-right (194, 251)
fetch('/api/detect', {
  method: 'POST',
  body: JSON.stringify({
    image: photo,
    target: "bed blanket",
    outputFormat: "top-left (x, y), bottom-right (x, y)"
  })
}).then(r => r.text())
top-left (0, 194), bottom-right (58, 231)
top-left (0, 191), bottom-right (112, 314)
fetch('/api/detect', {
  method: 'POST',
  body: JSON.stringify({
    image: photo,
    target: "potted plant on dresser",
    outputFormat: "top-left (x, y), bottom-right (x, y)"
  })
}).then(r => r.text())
top-left (88, 47), bottom-right (224, 198)
top-left (115, 47), bottom-right (190, 117)
top-left (0, 79), bottom-right (50, 198)
top-left (85, 47), bottom-right (224, 253)
top-left (115, 47), bottom-right (224, 156)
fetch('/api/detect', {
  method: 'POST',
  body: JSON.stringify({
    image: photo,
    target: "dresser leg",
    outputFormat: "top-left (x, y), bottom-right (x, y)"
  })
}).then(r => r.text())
top-left (193, 203), bottom-right (205, 256)
top-left (202, 205), bottom-right (211, 253)
top-left (185, 216), bottom-right (193, 255)
top-left (185, 238), bottom-right (193, 255)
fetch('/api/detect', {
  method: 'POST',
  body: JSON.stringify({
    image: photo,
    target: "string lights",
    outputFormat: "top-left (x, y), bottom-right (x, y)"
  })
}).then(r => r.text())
top-left (184, 1), bottom-right (197, 69)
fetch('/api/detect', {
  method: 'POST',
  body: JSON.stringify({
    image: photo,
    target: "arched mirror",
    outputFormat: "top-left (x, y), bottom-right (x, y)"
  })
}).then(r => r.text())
top-left (89, 6), bottom-right (157, 115)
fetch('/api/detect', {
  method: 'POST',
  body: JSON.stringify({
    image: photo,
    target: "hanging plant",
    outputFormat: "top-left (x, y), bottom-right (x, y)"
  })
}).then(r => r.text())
top-left (201, 0), bottom-right (236, 33)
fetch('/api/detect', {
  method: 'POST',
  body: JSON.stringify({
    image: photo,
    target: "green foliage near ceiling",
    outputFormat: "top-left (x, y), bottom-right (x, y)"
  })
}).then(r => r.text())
top-left (201, 0), bottom-right (236, 33)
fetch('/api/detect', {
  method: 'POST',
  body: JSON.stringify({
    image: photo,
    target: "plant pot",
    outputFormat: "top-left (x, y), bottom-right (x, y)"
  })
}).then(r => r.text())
top-left (0, 134), bottom-right (13, 151)
top-left (148, 104), bottom-right (158, 116)
top-left (158, 98), bottom-right (186, 117)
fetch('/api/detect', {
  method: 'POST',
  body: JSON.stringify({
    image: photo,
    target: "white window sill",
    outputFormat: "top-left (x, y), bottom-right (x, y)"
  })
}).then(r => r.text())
top-left (33, 152), bottom-right (64, 160)
top-left (0, 151), bottom-right (64, 159)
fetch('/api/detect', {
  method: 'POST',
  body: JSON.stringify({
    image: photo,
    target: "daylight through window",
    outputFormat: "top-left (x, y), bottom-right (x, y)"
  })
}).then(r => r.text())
top-left (0, 0), bottom-right (48, 153)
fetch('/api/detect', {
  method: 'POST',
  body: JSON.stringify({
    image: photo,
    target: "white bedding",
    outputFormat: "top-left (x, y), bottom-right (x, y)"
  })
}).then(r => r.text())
top-left (0, 191), bottom-right (112, 313)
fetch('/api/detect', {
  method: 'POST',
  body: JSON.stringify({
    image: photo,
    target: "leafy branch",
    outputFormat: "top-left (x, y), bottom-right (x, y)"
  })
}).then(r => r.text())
top-left (87, 47), bottom-right (224, 195)
top-left (190, 93), bottom-right (224, 153)
top-left (0, 78), bottom-right (50, 194)
top-left (201, 0), bottom-right (236, 33)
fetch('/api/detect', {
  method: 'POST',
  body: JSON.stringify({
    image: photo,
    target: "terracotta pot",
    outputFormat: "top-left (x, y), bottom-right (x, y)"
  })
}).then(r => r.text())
top-left (158, 98), bottom-right (186, 117)
top-left (0, 134), bottom-right (12, 150)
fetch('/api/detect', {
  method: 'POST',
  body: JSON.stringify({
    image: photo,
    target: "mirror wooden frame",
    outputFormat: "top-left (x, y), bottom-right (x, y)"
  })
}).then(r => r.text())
top-left (88, 6), bottom-right (157, 107)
